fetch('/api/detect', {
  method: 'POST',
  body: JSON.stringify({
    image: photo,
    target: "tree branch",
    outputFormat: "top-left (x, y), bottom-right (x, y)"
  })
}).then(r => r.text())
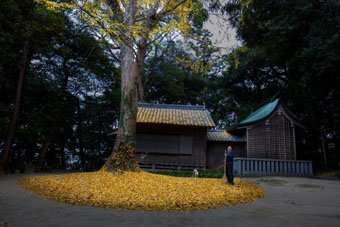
top-left (157, 0), bottom-right (188, 18)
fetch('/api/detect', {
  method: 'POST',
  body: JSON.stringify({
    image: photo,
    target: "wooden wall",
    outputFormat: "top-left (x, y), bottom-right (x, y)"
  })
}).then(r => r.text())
top-left (135, 124), bottom-right (207, 169)
top-left (247, 108), bottom-right (296, 160)
top-left (206, 141), bottom-right (246, 170)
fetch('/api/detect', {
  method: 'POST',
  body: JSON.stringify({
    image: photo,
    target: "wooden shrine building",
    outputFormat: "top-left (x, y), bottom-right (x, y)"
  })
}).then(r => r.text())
top-left (134, 103), bottom-right (215, 170)
top-left (108, 98), bottom-right (303, 170)
top-left (230, 98), bottom-right (304, 161)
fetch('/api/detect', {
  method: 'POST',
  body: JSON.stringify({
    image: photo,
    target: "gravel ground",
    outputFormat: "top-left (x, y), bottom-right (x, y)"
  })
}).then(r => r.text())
top-left (1, 173), bottom-right (340, 227)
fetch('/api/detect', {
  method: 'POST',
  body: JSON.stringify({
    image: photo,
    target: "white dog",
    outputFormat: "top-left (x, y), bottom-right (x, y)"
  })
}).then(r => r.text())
top-left (192, 169), bottom-right (199, 178)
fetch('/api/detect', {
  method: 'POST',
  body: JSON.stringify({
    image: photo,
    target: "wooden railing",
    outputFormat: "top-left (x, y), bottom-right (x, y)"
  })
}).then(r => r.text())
top-left (233, 158), bottom-right (313, 176)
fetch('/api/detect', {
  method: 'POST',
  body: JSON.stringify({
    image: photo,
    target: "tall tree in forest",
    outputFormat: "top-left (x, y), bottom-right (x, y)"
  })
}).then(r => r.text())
top-left (222, 0), bottom-right (340, 168)
top-left (0, 41), bottom-right (29, 175)
top-left (41, 0), bottom-right (202, 172)
top-left (34, 18), bottom-right (116, 169)
top-left (0, 0), bottom-right (64, 173)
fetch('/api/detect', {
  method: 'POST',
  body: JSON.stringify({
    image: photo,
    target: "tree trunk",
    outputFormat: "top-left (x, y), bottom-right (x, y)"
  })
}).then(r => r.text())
top-left (136, 40), bottom-right (147, 102)
top-left (0, 41), bottom-right (30, 175)
top-left (137, 74), bottom-right (146, 102)
top-left (35, 71), bottom-right (69, 170)
top-left (320, 127), bottom-right (327, 165)
top-left (60, 145), bottom-right (65, 168)
top-left (101, 42), bottom-right (140, 172)
top-left (77, 101), bottom-right (85, 170)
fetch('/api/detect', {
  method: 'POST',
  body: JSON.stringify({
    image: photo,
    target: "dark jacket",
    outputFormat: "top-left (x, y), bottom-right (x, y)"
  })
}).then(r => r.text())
top-left (226, 150), bottom-right (234, 165)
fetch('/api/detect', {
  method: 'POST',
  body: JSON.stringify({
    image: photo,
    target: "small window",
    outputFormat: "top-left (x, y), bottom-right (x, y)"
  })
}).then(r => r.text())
top-left (179, 135), bottom-right (193, 154)
top-left (136, 133), bottom-right (180, 154)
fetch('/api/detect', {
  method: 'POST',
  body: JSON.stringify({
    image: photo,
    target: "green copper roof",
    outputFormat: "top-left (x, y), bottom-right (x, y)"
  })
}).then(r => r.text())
top-left (240, 98), bottom-right (279, 125)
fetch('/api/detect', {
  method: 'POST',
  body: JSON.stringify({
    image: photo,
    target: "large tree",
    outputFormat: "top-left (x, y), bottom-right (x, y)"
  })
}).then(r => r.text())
top-left (40, 0), bottom-right (202, 172)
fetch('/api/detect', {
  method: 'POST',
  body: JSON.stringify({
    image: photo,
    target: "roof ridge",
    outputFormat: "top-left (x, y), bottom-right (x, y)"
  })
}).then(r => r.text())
top-left (138, 102), bottom-right (206, 110)
top-left (248, 98), bottom-right (279, 118)
top-left (239, 98), bottom-right (280, 125)
top-left (252, 97), bottom-right (280, 113)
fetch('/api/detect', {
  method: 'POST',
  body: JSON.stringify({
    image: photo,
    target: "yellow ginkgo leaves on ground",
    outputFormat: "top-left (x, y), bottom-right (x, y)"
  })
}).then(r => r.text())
top-left (16, 171), bottom-right (265, 211)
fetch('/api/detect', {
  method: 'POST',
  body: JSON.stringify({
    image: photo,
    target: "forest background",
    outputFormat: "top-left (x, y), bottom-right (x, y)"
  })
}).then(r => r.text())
top-left (1, 0), bottom-right (339, 173)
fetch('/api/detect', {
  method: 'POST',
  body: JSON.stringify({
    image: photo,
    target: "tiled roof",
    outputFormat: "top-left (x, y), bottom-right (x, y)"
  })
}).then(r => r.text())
top-left (207, 130), bottom-right (246, 142)
top-left (137, 103), bottom-right (215, 127)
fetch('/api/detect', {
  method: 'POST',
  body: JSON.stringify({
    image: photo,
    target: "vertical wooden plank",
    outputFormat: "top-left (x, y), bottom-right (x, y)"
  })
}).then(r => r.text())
top-left (275, 161), bottom-right (279, 174)
top-left (250, 160), bottom-right (254, 173)
top-left (247, 160), bottom-right (250, 174)
top-left (233, 159), bottom-right (239, 175)
top-left (280, 161), bottom-right (283, 174)
top-left (291, 162), bottom-right (294, 173)
top-left (293, 126), bottom-right (296, 160)
top-left (304, 162), bottom-right (309, 176)
top-left (242, 160), bottom-right (245, 174)
top-left (300, 162), bottom-right (304, 175)
top-left (267, 161), bottom-right (270, 174)
top-left (263, 161), bottom-right (266, 173)
top-left (308, 162), bottom-right (313, 176)
top-left (292, 161), bottom-right (296, 174)
top-left (246, 129), bottom-right (249, 158)
top-left (302, 162), bottom-right (306, 175)
top-left (297, 162), bottom-right (301, 175)
top-left (254, 160), bottom-right (258, 174)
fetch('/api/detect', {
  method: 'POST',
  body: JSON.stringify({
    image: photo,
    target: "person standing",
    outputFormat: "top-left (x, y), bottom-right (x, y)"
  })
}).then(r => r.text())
top-left (224, 146), bottom-right (234, 185)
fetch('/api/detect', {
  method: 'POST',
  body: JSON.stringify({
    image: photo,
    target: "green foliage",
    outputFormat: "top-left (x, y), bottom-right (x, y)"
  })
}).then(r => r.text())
top-left (221, 0), bottom-right (340, 169)
top-left (2, 0), bottom-right (339, 173)
top-left (0, 0), bottom-right (118, 172)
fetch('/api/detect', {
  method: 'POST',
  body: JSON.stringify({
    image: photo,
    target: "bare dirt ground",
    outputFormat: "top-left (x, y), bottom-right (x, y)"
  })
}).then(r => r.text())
top-left (1, 173), bottom-right (340, 227)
